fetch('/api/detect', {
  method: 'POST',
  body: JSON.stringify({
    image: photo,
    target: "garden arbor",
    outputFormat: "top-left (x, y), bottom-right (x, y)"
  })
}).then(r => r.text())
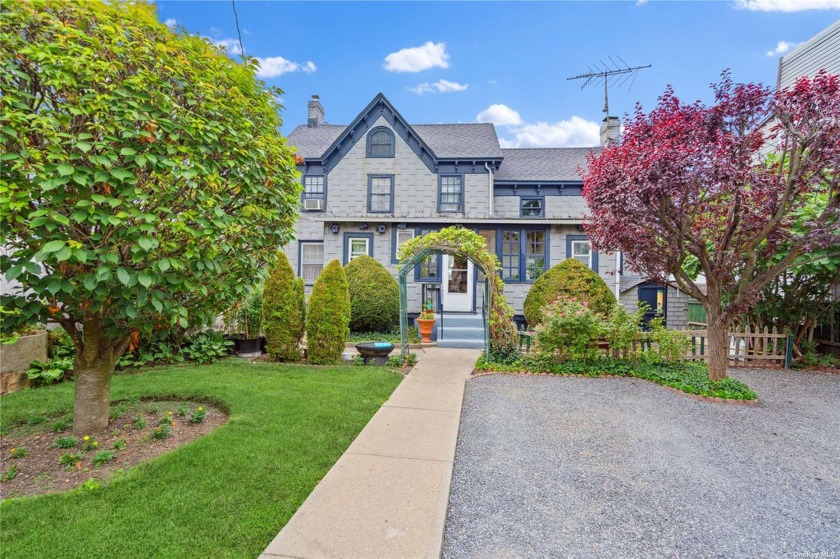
top-left (396, 227), bottom-right (518, 361)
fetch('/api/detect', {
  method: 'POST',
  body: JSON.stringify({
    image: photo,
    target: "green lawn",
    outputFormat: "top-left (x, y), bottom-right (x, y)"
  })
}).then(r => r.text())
top-left (0, 359), bottom-right (402, 559)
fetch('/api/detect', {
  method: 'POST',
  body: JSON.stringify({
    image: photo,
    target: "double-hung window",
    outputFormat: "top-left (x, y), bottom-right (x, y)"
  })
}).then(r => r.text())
top-left (368, 175), bottom-right (394, 213)
top-left (500, 230), bottom-right (521, 281)
top-left (299, 242), bottom-right (324, 284)
top-left (571, 240), bottom-right (592, 268)
top-left (345, 234), bottom-right (372, 264)
top-left (394, 228), bottom-right (415, 262)
top-left (521, 197), bottom-right (544, 218)
top-left (439, 176), bottom-right (463, 212)
top-left (524, 230), bottom-right (546, 280)
top-left (302, 176), bottom-right (325, 211)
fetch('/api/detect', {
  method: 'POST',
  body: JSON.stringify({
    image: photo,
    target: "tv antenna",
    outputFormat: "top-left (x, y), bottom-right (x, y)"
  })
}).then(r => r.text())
top-left (567, 56), bottom-right (651, 116)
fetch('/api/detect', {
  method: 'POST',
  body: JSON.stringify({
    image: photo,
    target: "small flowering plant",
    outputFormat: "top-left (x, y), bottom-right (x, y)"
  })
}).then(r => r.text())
top-left (159, 411), bottom-right (174, 426)
top-left (189, 406), bottom-right (206, 424)
top-left (81, 435), bottom-right (99, 451)
top-left (534, 297), bottom-right (604, 362)
top-left (9, 447), bottom-right (28, 459)
top-left (151, 425), bottom-right (172, 440)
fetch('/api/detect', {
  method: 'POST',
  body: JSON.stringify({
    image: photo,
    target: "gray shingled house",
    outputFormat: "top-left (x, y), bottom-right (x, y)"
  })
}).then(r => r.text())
top-left (285, 93), bottom-right (692, 347)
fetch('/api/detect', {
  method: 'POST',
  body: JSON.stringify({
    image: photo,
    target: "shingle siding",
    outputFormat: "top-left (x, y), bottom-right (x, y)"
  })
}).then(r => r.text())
top-left (778, 21), bottom-right (840, 90)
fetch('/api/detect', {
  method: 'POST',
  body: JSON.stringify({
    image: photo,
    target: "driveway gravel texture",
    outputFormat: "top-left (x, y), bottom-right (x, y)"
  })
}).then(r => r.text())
top-left (442, 369), bottom-right (840, 559)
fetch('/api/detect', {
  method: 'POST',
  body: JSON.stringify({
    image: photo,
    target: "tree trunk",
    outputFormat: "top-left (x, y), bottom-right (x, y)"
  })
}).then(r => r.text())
top-left (706, 308), bottom-right (731, 382)
top-left (72, 318), bottom-right (118, 435)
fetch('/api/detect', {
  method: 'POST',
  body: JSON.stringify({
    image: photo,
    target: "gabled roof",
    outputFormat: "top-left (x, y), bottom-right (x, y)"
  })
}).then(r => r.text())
top-left (495, 148), bottom-right (600, 182)
top-left (287, 122), bottom-right (503, 160)
top-left (412, 124), bottom-right (503, 159)
top-left (287, 125), bottom-right (345, 159)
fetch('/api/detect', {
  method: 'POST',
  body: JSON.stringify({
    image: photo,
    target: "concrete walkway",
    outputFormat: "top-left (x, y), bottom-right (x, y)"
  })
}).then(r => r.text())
top-left (260, 347), bottom-right (480, 559)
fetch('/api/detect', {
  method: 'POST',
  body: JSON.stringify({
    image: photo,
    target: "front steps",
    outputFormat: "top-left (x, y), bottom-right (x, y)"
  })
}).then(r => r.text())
top-left (435, 313), bottom-right (486, 349)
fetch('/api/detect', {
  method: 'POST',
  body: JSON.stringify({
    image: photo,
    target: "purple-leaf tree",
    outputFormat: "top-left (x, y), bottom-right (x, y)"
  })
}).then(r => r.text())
top-left (583, 71), bottom-right (840, 381)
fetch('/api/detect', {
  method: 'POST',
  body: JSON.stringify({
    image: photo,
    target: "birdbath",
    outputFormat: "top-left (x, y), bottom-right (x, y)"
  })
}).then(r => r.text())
top-left (355, 342), bottom-right (394, 366)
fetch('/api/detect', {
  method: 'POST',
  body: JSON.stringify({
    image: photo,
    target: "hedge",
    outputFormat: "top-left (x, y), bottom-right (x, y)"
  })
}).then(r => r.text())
top-left (523, 258), bottom-right (616, 326)
top-left (345, 255), bottom-right (399, 332)
top-left (262, 251), bottom-right (305, 361)
top-left (306, 259), bottom-right (351, 364)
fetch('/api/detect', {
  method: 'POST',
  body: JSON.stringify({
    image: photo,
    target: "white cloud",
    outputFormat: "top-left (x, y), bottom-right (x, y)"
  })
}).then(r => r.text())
top-left (211, 38), bottom-right (243, 56)
top-left (164, 18), bottom-right (178, 29)
top-left (766, 40), bottom-right (799, 56)
top-left (500, 117), bottom-right (601, 148)
top-left (476, 104), bottom-right (523, 126)
top-left (383, 41), bottom-right (450, 73)
top-left (255, 56), bottom-right (317, 78)
top-left (409, 79), bottom-right (469, 94)
top-left (735, 0), bottom-right (840, 11)
top-left (636, 0), bottom-right (649, 5)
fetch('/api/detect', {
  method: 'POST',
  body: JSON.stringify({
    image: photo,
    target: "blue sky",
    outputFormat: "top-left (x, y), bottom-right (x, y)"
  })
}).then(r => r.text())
top-left (156, 1), bottom-right (839, 147)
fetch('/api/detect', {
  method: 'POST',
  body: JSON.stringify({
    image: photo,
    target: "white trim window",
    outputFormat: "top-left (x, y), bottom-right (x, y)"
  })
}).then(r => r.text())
top-left (300, 242), bottom-right (324, 284)
top-left (348, 237), bottom-right (370, 261)
top-left (571, 240), bottom-right (592, 268)
top-left (396, 229), bottom-right (415, 257)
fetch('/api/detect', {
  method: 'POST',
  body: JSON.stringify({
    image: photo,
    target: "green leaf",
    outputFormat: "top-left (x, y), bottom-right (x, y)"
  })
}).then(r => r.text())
top-left (76, 142), bottom-right (92, 153)
top-left (57, 164), bottom-right (74, 176)
top-left (54, 246), bottom-right (72, 262)
top-left (138, 237), bottom-right (155, 251)
top-left (125, 305), bottom-right (137, 319)
top-left (158, 258), bottom-right (170, 272)
top-left (116, 267), bottom-right (130, 286)
top-left (138, 272), bottom-right (152, 288)
top-left (42, 240), bottom-right (66, 253)
top-left (120, 147), bottom-right (136, 156)
top-left (83, 275), bottom-right (97, 290)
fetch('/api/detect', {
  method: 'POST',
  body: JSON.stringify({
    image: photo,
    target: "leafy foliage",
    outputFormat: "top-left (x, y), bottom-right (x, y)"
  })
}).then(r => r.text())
top-left (262, 252), bottom-right (305, 361)
top-left (648, 315), bottom-right (692, 363)
top-left (345, 256), bottom-right (400, 333)
top-left (474, 355), bottom-right (757, 401)
top-left (306, 260), bottom-right (351, 364)
top-left (348, 326), bottom-right (420, 344)
top-left (534, 299), bottom-right (604, 361)
top-left (583, 71), bottom-right (840, 380)
top-left (603, 304), bottom-right (648, 359)
top-left (524, 258), bottom-right (616, 326)
top-left (26, 358), bottom-right (73, 386)
top-left (225, 290), bottom-right (263, 340)
top-left (398, 227), bottom-right (518, 358)
top-left (180, 331), bottom-right (233, 364)
top-left (0, 0), bottom-right (300, 431)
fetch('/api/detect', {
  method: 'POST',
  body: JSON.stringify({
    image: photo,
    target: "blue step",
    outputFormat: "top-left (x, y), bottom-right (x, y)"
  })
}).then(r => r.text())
top-left (436, 326), bottom-right (485, 340)
top-left (436, 338), bottom-right (486, 349)
top-left (436, 314), bottom-right (485, 328)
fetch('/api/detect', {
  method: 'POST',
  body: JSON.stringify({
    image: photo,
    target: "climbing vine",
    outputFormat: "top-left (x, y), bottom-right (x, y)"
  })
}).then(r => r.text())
top-left (398, 227), bottom-right (518, 360)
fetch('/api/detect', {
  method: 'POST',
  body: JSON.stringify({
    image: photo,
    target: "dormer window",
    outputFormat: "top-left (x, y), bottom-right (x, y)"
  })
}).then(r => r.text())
top-left (367, 127), bottom-right (395, 157)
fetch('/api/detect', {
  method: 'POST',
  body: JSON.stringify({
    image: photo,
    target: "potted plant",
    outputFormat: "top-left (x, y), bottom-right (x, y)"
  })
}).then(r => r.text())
top-left (416, 299), bottom-right (436, 344)
top-left (224, 290), bottom-right (264, 356)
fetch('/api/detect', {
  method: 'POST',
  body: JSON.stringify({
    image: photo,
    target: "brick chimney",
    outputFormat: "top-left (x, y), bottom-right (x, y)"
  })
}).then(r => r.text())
top-left (600, 116), bottom-right (620, 146)
top-left (307, 95), bottom-right (324, 128)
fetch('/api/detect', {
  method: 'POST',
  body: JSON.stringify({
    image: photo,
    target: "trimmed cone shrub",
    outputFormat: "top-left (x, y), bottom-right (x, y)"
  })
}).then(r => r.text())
top-left (344, 255), bottom-right (399, 332)
top-left (306, 259), bottom-right (351, 364)
top-left (523, 258), bottom-right (616, 326)
top-left (262, 252), bottom-right (305, 361)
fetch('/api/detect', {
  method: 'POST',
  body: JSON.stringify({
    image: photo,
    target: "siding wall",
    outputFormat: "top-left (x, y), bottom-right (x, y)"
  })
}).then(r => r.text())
top-left (492, 194), bottom-right (588, 220)
top-left (778, 21), bottom-right (840, 90)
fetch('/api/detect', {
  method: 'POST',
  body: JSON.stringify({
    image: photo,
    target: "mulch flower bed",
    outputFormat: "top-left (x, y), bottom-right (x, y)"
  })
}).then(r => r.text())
top-left (0, 400), bottom-right (226, 499)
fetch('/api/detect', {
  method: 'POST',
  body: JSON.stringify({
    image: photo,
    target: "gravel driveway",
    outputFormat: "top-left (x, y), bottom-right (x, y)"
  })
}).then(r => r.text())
top-left (442, 369), bottom-right (840, 559)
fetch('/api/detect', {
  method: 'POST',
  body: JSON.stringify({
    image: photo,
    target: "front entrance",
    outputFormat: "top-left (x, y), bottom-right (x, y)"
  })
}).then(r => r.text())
top-left (442, 254), bottom-right (473, 312)
top-left (638, 282), bottom-right (666, 326)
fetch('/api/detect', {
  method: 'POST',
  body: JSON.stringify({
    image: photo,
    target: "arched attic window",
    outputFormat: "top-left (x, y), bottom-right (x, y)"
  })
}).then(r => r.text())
top-left (366, 127), bottom-right (395, 158)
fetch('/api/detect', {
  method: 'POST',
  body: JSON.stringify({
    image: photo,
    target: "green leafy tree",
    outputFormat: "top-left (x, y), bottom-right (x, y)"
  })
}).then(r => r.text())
top-left (524, 258), bottom-right (616, 327)
top-left (306, 260), bottom-right (350, 364)
top-left (344, 255), bottom-right (399, 332)
top-left (262, 252), bottom-right (305, 361)
top-left (0, 1), bottom-right (300, 433)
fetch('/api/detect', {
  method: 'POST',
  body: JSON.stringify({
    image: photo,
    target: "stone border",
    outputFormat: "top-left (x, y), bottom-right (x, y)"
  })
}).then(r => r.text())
top-left (470, 370), bottom-right (759, 406)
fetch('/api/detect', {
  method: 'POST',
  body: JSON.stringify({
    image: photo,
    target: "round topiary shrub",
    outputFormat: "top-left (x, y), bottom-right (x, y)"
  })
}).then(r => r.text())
top-left (344, 255), bottom-right (399, 333)
top-left (523, 258), bottom-right (616, 326)
top-left (306, 259), bottom-right (351, 364)
top-left (262, 251), bottom-right (306, 361)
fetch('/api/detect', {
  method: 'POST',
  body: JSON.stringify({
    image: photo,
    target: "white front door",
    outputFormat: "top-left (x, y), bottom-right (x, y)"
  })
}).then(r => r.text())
top-left (442, 254), bottom-right (473, 312)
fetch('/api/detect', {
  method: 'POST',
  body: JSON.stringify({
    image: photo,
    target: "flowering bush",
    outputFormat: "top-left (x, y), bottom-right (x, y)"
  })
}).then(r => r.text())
top-left (604, 304), bottom-right (647, 359)
top-left (534, 298), bottom-right (604, 361)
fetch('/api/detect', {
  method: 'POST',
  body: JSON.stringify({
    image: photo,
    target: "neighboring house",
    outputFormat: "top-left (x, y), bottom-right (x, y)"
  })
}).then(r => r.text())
top-left (777, 20), bottom-right (840, 90)
top-left (284, 93), bottom-right (691, 344)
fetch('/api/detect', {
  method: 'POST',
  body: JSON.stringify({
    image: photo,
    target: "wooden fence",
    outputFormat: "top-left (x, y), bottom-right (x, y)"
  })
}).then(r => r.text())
top-left (679, 326), bottom-right (791, 368)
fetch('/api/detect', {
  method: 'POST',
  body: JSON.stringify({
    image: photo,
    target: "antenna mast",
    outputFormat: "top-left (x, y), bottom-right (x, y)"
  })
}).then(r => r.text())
top-left (567, 56), bottom-right (651, 117)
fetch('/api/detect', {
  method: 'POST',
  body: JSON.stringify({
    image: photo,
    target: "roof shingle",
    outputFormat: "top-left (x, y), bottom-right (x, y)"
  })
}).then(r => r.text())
top-left (495, 148), bottom-right (600, 182)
